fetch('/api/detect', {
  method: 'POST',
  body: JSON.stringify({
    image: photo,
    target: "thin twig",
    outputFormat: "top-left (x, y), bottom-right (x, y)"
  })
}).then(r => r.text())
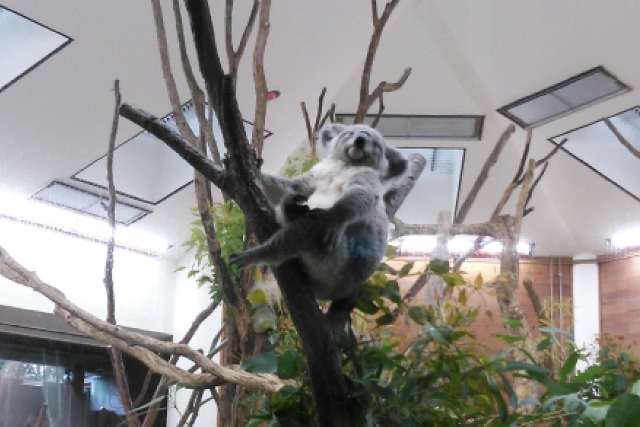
top-left (524, 161), bottom-right (548, 214)
top-left (512, 128), bottom-right (532, 183)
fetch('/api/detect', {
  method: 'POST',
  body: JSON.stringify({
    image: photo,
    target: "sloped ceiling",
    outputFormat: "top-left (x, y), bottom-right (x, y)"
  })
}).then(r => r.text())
top-left (1, 0), bottom-right (639, 258)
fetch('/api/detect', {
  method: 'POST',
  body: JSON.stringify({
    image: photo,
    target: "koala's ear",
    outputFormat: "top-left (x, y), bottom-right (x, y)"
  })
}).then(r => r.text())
top-left (384, 146), bottom-right (408, 179)
top-left (315, 123), bottom-right (346, 158)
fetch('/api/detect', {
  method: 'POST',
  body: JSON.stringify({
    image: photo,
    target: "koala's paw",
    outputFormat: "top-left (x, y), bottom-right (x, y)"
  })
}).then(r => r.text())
top-left (229, 252), bottom-right (252, 269)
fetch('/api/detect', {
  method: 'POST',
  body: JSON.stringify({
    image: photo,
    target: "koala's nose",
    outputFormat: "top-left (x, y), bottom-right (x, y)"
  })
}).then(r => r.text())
top-left (354, 132), bottom-right (370, 148)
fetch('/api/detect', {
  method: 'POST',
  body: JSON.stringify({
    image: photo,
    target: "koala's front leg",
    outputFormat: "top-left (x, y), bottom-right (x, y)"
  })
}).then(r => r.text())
top-left (260, 172), bottom-right (312, 206)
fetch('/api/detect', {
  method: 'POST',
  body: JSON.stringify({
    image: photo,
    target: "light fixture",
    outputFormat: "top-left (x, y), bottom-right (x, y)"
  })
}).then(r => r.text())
top-left (31, 181), bottom-right (149, 225)
top-left (0, 190), bottom-right (168, 256)
top-left (335, 114), bottom-right (484, 140)
top-left (0, 6), bottom-right (72, 93)
top-left (498, 66), bottom-right (630, 129)
top-left (610, 229), bottom-right (640, 250)
top-left (394, 234), bottom-right (531, 257)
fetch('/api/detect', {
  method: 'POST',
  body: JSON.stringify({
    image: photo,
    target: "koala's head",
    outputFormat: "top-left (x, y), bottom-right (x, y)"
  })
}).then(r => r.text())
top-left (316, 123), bottom-right (407, 179)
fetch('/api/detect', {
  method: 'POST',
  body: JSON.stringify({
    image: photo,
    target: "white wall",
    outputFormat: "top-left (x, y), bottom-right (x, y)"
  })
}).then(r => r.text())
top-left (0, 217), bottom-right (176, 333)
top-left (573, 253), bottom-right (600, 370)
top-left (166, 250), bottom-right (221, 426)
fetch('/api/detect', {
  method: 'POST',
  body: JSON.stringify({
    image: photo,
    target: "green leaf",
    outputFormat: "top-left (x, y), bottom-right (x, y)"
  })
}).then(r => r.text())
top-left (356, 298), bottom-right (379, 315)
top-left (247, 289), bottom-right (268, 305)
top-left (428, 259), bottom-right (450, 275)
top-left (441, 272), bottom-right (466, 286)
top-left (605, 394), bottom-right (640, 427)
top-left (504, 319), bottom-right (523, 328)
top-left (277, 350), bottom-right (302, 380)
top-left (399, 261), bottom-right (414, 277)
top-left (536, 335), bottom-right (556, 352)
top-left (559, 352), bottom-right (579, 381)
top-left (376, 312), bottom-right (395, 326)
top-left (241, 349), bottom-right (278, 374)
top-left (407, 306), bottom-right (429, 325)
top-left (494, 334), bottom-right (525, 344)
top-left (539, 326), bottom-right (573, 336)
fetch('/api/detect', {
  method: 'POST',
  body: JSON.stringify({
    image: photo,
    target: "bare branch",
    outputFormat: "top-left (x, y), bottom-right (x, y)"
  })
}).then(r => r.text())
top-left (385, 153), bottom-right (427, 219)
top-left (151, 0), bottom-right (196, 143)
top-left (355, 0), bottom-right (404, 123)
top-left (251, 0), bottom-right (271, 155)
top-left (514, 159), bottom-right (535, 238)
top-left (524, 161), bottom-right (548, 214)
top-left (512, 128), bottom-right (532, 183)
top-left (536, 137), bottom-right (567, 167)
top-left (314, 87), bottom-right (328, 132)
top-left (393, 220), bottom-right (502, 239)
top-left (301, 101), bottom-right (313, 146)
top-left (172, 0), bottom-right (220, 165)
top-left (0, 244), bottom-right (293, 393)
top-left (104, 80), bottom-right (140, 427)
top-left (455, 125), bottom-right (515, 224)
top-left (119, 103), bottom-right (230, 194)
top-left (452, 236), bottom-right (493, 272)
top-left (104, 80), bottom-right (120, 325)
top-left (226, 0), bottom-right (260, 82)
top-left (363, 67), bottom-right (411, 116)
top-left (604, 117), bottom-right (640, 159)
top-left (370, 93), bottom-right (385, 128)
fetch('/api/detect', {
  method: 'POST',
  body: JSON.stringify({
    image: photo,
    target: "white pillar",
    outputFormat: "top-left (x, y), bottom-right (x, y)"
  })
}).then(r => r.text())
top-left (573, 253), bottom-right (600, 370)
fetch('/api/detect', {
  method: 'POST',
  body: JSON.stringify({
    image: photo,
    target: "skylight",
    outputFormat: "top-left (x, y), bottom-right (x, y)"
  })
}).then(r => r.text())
top-left (31, 181), bottom-right (149, 225)
top-left (549, 106), bottom-right (640, 202)
top-left (0, 6), bottom-right (72, 93)
top-left (498, 67), bottom-right (630, 129)
top-left (73, 100), bottom-right (270, 204)
top-left (336, 114), bottom-right (484, 140)
top-left (394, 148), bottom-right (465, 225)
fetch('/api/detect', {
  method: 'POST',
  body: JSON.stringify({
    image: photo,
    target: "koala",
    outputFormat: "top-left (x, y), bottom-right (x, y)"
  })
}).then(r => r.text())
top-left (230, 123), bottom-right (407, 303)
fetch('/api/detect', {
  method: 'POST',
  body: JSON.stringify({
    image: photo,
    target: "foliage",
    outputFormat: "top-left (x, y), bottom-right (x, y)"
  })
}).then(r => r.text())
top-left (242, 261), bottom-right (546, 426)
top-left (178, 200), bottom-right (245, 301)
top-left (281, 147), bottom-right (316, 178)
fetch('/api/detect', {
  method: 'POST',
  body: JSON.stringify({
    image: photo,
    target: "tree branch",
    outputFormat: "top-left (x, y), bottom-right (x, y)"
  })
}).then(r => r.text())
top-left (251, 0), bottom-right (271, 155)
top-left (455, 125), bottom-right (515, 224)
top-left (604, 117), bottom-right (640, 159)
top-left (385, 153), bottom-right (427, 219)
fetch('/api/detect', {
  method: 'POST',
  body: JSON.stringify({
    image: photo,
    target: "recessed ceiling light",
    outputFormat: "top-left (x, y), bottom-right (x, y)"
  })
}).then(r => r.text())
top-left (336, 114), bottom-right (484, 140)
top-left (31, 181), bottom-right (149, 225)
top-left (498, 66), bottom-right (630, 129)
top-left (0, 6), bottom-right (72, 93)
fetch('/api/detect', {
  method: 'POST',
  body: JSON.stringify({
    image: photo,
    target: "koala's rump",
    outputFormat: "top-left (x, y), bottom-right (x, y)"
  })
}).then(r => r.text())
top-left (301, 221), bottom-right (387, 301)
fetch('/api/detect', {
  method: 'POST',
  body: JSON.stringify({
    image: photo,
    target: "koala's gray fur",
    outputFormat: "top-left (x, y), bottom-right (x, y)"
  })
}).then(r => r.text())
top-left (230, 123), bottom-right (407, 302)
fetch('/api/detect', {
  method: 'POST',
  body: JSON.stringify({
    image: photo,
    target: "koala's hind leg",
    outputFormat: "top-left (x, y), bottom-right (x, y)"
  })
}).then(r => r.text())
top-left (229, 210), bottom-right (337, 269)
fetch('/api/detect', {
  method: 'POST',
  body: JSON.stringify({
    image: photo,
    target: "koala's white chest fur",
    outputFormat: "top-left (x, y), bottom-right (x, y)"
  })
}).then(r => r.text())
top-left (306, 159), bottom-right (384, 212)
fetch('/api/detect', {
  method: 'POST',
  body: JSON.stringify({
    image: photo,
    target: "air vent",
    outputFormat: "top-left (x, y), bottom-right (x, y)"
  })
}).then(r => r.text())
top-left (31, 181), bottom-right (149, 225)
top-left (498, 66), bottom-right (630, 129)
top-left (431, 149), bottom-right (454, 173)
top-left (0, 6), bottom-right (72, 93)
top-left (335, 114), bottom-right (484, 140)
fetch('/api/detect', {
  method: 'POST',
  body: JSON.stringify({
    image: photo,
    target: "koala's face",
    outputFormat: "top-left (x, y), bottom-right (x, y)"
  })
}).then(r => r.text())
top-left (316, 123), bottom-right (407, 179)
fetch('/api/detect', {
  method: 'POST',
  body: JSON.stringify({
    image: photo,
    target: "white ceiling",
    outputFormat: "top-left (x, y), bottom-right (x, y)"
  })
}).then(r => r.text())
top-left (1, 0), bottom-right (640, 258)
